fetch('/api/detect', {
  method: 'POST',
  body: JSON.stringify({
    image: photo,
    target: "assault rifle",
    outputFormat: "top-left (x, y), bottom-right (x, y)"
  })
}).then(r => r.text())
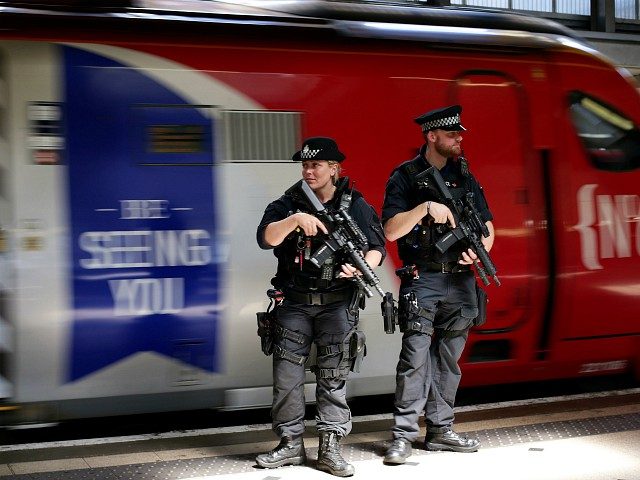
top-left (415, 166), bottom-right (500, 286)
top-left (288, 180), bottom-right (398, 333)
top-left (289, 179), bottom-right (385, 298)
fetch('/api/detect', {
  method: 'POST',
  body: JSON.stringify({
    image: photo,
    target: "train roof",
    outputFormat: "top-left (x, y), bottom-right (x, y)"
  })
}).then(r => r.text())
top-left (0, 0), bottom-right (598, 53)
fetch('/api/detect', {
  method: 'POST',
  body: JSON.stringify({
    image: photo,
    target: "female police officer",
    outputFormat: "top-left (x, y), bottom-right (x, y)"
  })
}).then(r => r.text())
top-left (381, 106), bottom-right (495, 464)
top-left (256, 137), bottom-right (385, 477)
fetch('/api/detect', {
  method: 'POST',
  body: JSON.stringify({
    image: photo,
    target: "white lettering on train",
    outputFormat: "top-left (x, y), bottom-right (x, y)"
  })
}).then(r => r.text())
top-left (79, 227), bottom-right (211, 316)
top-left (578, 360), bottom-right (627, 374)
top-left (109, 277), bottom-right (184, 316)
top-left (574, 184), bottom-right (640, 270)
top-left (120, 200), bottom-right (170, 219)
top-left (78, 229), bottom-right (211, 269)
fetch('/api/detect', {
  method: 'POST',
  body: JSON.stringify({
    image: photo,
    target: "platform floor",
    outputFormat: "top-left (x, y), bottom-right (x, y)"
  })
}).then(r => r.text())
top-left (1, 390), bottom-right (640, 479)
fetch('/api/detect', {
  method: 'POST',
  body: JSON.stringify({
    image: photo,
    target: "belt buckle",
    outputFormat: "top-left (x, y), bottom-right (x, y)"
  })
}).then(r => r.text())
top-left (309, 292), bottom-right (322, 305)
top-left (441, 263), bottom-right (448, 273)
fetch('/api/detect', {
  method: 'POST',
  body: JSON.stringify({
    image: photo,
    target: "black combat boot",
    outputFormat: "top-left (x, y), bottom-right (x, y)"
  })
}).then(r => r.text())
top-left (425, 427), bottom-right (480, 453)
top-left (316, 431), bottom-right (354, 477)
top-left (383, 438), bottom-right (412, 464)
top-left (256, 436), bottom-right (306, 468)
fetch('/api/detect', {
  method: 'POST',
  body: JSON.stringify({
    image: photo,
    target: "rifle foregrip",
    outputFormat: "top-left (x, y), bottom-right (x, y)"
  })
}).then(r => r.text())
top-left (354, 275), bottom-right (374, 298)
top-left (475, 260), bottom-right (490, 286)
top-left (347, 247), bottom-right (385, 297)
top-left (350, 251), bottom-right (378, 283)
top-left (476, 246), bottom-right (497, 276)
top-left (473, 243), bottom-right (499, 286)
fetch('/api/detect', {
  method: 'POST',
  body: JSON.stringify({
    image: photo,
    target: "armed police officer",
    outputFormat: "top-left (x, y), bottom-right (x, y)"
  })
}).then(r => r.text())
top-left (382, 106), bottom-right (495, 464)
top-left (256, 137), bottom-right (386, 477)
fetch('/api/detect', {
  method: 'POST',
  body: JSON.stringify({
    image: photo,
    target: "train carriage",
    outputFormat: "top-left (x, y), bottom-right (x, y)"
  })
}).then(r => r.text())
top-left (0, 0), bottom-right (638, 424)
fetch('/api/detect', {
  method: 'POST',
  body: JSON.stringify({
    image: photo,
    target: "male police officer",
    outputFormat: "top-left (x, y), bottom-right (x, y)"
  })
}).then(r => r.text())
top-left (256, 137), bottom-right (385, 477)
top-left (381, 106), bottom-right (495, 464)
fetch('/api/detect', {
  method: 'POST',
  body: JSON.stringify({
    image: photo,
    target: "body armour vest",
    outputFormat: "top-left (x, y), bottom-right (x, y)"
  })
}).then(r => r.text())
top-left (395, 156), bottom-right (470, 265)
top-left (273, 178), bottom-right (362, 292)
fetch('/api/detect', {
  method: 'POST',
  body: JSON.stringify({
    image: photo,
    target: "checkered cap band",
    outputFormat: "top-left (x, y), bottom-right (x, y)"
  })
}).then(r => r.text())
top-left (421, 114), bottom-right (461, 131)
top-left (300, 145), bottom-right (321, 159)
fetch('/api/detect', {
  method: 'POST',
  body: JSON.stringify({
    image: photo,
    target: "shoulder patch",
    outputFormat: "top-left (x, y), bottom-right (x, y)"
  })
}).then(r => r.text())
top-left (405, 163), bottom-right (418, 174)
top-left (400, 157), bottom-right (423, 176)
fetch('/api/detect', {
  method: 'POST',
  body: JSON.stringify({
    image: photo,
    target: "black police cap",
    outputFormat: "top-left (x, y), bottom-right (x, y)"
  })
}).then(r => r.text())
top-left (292, 136), bottom-right (346, 162)
top-left (414, 105), bottom-right (466, 132)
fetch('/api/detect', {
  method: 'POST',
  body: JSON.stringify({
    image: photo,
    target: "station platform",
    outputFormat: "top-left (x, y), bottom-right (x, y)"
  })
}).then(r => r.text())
top-left (1, 389), bottom-right (639, 480)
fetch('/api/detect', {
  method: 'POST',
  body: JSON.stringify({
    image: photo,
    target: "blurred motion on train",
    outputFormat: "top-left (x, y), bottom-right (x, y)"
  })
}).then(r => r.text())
top-left (0, 0), bottom-right (639, 426)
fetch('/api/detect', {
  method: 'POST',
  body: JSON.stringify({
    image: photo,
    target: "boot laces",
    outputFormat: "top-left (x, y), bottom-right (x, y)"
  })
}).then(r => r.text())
top-left (321, 433), bottom-right (343, 459)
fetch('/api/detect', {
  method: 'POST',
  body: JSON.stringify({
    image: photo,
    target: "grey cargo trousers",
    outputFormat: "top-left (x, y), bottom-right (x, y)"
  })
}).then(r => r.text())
top-left (392, 269), bottom-right (478, 441)
top-left (271, 296), bottom-right (358, 440)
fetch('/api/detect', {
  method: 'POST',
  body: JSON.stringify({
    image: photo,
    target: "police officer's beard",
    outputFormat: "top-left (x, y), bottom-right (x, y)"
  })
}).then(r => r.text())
top-left (434, 140), bottom-right (460, 158)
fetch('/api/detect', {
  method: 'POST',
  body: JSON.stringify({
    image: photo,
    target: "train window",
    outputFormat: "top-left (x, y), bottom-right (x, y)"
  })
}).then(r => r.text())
top-left (132, 104), bottom-right (214, 166)
top-left (568, 91), bottom-right (640, 171)
top-left (147, 125), bottom-right (206, 154)
top-left (222, 110), bottom-right (302, 162)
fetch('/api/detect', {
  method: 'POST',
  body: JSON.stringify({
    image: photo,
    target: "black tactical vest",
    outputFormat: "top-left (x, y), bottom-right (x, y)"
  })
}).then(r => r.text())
top-left (273, 178), bottom-right (359, 291)
top-left (395, 156), bottom-right (470, 264)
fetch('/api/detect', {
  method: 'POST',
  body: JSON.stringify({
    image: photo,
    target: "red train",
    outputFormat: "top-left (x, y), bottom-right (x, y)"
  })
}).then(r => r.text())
top-left (0, 1), bottom-right (638, 424)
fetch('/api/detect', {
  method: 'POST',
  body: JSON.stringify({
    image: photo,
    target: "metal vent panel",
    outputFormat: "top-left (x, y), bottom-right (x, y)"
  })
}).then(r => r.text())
top-left (222, 110), bottom-right (302, 162)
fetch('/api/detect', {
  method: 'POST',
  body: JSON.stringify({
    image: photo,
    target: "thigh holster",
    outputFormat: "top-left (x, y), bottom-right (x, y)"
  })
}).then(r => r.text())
top-left (273, 325), bottom-right (309, 365)
top-left (314, 328), bottom-right (367, 379)
top-left (256, 289), bottom-right (284, 356)
top-left (398, 291), bottom-right (435, 335)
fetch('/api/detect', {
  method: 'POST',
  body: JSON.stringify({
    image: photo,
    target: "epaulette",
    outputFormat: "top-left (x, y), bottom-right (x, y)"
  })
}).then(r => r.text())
top-left (404, 160), bottom-right (421, 175)
top-left (395, 156), bottom-right (424, 178)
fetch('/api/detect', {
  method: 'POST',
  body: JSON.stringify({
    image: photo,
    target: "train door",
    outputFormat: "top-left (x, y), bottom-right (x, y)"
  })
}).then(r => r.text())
top-left (63, 46), bottom-right (221, 393)
top-left (450, 69), bottom-right (550, 370)
top-left (550, 56), bottom-right (640, 346)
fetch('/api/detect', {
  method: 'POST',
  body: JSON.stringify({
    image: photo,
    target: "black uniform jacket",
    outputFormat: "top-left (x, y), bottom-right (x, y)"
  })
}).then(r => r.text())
top-left (382, 146), bottom-right (493, 264)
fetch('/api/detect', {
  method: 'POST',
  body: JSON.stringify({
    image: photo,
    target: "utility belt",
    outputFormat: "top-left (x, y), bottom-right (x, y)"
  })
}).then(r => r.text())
top-left (397, 260), bottom-right (470, 277)
top-left (419, 261), bottom-right (471, 274)
top-left (284, 288), bottom-right (353, 306)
